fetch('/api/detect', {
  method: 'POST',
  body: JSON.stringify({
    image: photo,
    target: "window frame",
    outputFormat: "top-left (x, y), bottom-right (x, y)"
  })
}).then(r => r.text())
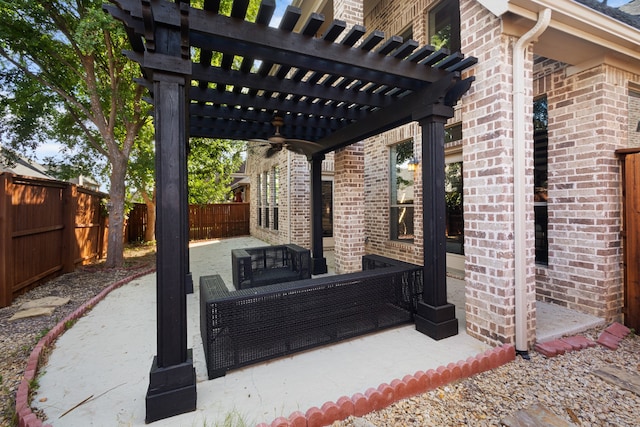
top-left (389, 139), bottom-right (416, 243)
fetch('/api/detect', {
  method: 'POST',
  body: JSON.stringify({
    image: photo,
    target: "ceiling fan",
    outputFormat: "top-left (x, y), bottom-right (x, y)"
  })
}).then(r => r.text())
top-left (249, 116), bottom-right (322, 158)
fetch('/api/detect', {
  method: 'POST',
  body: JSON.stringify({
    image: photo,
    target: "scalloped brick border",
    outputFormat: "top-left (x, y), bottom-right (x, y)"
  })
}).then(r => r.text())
top-left (257, 344), bottom-right (516, 427)
top-left (14, 266), bottom-right (156, 427)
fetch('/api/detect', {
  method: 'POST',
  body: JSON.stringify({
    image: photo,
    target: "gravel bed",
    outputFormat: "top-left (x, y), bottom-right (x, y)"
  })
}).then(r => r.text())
top-left (0, 248), bottom-right (154, 427)
top-left (333, 327), bottom-right (640, 427)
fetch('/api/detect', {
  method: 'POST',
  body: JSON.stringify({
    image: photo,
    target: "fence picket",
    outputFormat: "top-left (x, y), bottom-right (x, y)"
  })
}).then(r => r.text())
top-left (128, 202), bottom-right (249, 242)
top-left (0, 173), bottom-right (107, 308)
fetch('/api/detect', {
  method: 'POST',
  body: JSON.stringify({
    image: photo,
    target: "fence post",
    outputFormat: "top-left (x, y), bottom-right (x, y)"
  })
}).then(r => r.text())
top-left (0, 174), bottom-right (13, 307)
top-left (62, 184), bottom-right (78, 273)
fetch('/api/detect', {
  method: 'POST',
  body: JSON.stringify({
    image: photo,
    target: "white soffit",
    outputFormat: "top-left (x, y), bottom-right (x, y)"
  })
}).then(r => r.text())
top-left (479, 0), bottom-right (640, 64)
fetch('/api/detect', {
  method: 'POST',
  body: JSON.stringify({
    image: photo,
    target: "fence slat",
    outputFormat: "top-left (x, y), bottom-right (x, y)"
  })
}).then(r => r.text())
top-left (0, 174), bottom-right (12, 307)
top-left (128, 202), bottom-right (250, 243)
top-left (0, 173), bottom-right (108, 308)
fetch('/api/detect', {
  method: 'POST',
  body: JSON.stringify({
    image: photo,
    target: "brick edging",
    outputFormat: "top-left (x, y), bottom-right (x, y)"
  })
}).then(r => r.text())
top-left (258, 344), bottom-right (516, 427)
top-left (534, 322), bottom-right (631, 357)
top-left (14, 266), bottom-right (156, 427)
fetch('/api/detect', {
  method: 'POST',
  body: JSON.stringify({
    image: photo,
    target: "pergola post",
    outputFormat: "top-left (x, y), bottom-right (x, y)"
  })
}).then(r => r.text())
top-left (145, 73), bottom-right (197, 423)
top-left (310, 153), bottom-right (327, 275)
top-left (414, 104), bottom-right (459, 340)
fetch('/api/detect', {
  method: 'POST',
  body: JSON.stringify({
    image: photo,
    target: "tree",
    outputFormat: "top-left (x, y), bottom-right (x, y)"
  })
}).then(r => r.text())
top-left (188, 138), bottom-right (246, 204)
top-left (0, 0), bottom-right (150, 267)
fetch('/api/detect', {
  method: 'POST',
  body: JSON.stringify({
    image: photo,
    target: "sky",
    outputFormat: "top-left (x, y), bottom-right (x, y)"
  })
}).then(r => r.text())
top-left (271, 0), bottom-right (293, 27)
top-left (608, 0), bottom-right (633, 6)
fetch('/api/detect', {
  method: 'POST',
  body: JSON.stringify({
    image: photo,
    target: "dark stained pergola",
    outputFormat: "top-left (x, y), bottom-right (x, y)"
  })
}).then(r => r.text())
top-left (105, 0), bottom-right (477, 422)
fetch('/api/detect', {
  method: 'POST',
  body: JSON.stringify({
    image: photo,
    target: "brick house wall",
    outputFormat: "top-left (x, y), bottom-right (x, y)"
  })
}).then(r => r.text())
top-left (245, 0), bottom-right (637, 348)
top-left (247, 152), bottom-right (312, 248)
top-left (535, 62), bottom-right (636, 322)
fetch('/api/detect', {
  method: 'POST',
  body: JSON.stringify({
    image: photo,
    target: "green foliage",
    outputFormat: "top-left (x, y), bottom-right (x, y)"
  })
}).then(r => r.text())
top-left (188, 138), bottom-right (246, 204)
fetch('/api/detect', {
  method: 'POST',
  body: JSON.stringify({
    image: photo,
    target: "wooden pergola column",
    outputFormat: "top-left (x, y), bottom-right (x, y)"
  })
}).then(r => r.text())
top-left (414, 104), bottom-right (459, 340)
top-left (145, 72), bottom-right (197, 423)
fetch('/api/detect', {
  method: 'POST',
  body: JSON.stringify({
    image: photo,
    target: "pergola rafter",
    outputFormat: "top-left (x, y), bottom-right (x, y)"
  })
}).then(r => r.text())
top-left (104, 0), bottom-right (477, 423)
top-left (106, 0), bottom-right (476, 152)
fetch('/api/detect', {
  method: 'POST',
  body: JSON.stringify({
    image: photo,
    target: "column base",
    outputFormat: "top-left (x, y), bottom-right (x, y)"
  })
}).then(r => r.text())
top-left (414, 302), bottom-right (458, 340)
top-left (311, 257), bottom-right (327, 275)
top-left (145, 349), bottom-right (197, 423)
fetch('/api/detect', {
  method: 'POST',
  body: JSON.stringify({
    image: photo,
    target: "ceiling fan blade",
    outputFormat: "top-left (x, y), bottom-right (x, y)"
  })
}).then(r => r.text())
top-left (265, 145), bottom-right (283, 158)
top-left (248, 138), bottom-right (272, 146)
top-left (283, 139), bottom-right (323, 148)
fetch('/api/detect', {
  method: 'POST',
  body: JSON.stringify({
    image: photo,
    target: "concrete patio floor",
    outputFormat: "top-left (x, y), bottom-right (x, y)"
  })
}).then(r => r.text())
top-left (31, 236), bottom-right (603, 426)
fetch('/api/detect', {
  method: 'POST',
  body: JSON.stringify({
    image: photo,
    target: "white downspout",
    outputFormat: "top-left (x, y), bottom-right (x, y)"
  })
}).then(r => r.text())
top-left (513, 8), bottom-right (551, 355)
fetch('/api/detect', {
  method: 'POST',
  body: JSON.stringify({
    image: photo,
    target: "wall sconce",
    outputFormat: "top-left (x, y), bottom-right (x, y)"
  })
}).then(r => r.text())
top-left (407, 157), bottom-right (419, 171)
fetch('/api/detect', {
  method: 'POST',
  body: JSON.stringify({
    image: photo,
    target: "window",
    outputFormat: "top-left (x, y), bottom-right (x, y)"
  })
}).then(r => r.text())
top-left (257, 173), bottom-right (262, 227)
top-left (428, 0), bottom-right (461, 53)
top-left (445, 123), bottom-right (464, 255)
top-left (445, 161), bottom-right (464, 255)
top-left (272, 167), bottom-right (279, 230)
top-left (390, 140), bottom-right (415, 242)
top-left (322, 180), bottom-right (333, 237)
top-left (264, 171), bottom-right (270, 228)
top-left (534, 96), bottom-right (548, 265)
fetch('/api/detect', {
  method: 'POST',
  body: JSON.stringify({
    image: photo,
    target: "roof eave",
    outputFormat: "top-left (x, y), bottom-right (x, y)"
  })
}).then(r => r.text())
top-left (478, 0), bottom-right (640, 63)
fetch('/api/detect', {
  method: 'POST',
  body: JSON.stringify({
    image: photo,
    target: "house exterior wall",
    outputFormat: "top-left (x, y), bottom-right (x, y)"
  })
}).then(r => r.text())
top-left (247, 152), bottom-right (312, 248)
top-left (363, 124), bottom-right (423, 264)
top-left (245, 0), bottom-right (637, 348)
top-left (535, 62), bottom-right (637, 323)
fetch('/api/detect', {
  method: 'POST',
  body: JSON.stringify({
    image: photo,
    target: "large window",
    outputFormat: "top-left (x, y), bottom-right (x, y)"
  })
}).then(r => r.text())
top-left (428, 0), bottom-right (461, 53)
top-left (256, 173), bottom-right (262, 227)
top-left (534, 96), bottom-right (548, 265)
top-left (390, 140), bottom-right (415, 242)
top-left (445, 123), bottom-right (464, 255)
top-left (264, 171), bottom-right (270, 228)
top-left (272, 167), bottom-right (279, 230)
top-left (445, 161), bottom-right (464, 255)
top-left (322, 180), bottom-right (333, 237)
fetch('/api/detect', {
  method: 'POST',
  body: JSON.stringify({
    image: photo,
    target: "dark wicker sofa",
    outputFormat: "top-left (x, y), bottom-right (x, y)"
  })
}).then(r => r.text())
top-left (231, 244), bottom-right (311, 289)
top-left (200, 255), bottom-right (423, 379)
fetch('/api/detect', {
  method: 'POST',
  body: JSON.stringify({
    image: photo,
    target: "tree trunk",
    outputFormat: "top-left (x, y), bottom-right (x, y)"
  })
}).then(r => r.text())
top-left (144, 199), bottom-right (156, 242)
top-left (105, 155), bottom-right (127, 268)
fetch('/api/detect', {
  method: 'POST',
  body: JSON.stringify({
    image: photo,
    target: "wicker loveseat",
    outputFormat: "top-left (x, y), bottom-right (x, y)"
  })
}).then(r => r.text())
top-left (200, 255), bottom-right (423, 379)
top-left (231, 244), bottom-right (311, 290)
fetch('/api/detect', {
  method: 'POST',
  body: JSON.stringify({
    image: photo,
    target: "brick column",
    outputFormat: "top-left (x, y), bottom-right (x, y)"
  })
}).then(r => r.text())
top-left (461, 0), bottom-right (530, 347)
top-left (334, 142), bottom-right (365, 273)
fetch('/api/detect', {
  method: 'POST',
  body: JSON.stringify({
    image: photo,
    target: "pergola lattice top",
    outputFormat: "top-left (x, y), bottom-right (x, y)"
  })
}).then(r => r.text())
top-left (106, 0), bottom-right (476, 156)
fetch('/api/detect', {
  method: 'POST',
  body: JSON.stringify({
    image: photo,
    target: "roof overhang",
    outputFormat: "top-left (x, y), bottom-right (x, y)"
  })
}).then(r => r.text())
top-left (478, 0), bottom-right (640, 70)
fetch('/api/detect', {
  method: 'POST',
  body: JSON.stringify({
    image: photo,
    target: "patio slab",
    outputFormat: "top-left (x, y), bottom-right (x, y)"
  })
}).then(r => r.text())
top-left (29, 237), bottom-right (601, 426)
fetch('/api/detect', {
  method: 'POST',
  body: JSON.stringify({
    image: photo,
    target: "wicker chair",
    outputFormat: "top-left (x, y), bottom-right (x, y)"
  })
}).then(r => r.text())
top-left (231, 244), bottom-right (311, 289)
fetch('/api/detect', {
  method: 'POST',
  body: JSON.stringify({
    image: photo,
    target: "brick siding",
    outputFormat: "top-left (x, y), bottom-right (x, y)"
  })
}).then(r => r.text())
top-left (536, 63), bottom-right (634, 323)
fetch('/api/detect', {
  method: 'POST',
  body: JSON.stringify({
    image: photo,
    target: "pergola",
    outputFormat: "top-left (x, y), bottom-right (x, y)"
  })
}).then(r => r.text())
top-left (105, 0), bottom-right (477, 422)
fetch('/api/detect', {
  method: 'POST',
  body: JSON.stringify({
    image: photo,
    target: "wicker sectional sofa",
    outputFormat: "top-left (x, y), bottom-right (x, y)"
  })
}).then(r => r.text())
top-left (200, 255), bottom-right (423, 379)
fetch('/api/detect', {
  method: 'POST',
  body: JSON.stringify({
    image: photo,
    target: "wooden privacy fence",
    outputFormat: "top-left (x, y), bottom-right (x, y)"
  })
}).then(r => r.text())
top-left (617, 148), bottom-right (640, 331)
top-left (127, 202), bottom-right (250, 242)
top-left (0, 173), bottom-right (108, 308)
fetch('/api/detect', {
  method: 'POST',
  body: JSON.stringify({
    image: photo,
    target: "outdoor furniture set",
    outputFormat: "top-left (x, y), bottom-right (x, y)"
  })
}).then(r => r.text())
top-left (200, 245), bottom-right (423, 379)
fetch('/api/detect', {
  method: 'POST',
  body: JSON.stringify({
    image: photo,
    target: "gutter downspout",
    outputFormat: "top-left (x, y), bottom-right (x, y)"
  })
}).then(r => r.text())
top-left (513, 8), bottom-right (551, 356)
